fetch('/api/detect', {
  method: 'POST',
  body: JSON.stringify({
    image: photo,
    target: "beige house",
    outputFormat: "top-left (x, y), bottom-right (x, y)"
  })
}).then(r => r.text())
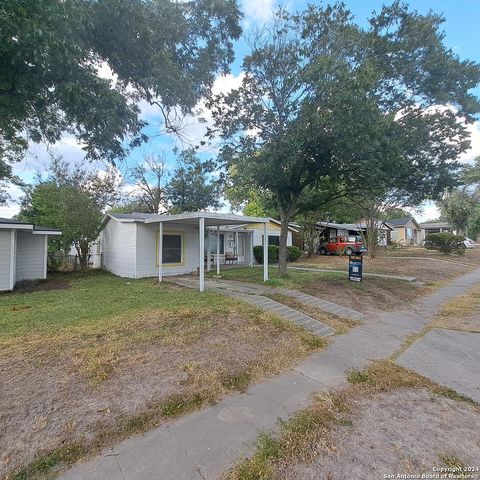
top-left (389, 217), bottom-right (422, 246)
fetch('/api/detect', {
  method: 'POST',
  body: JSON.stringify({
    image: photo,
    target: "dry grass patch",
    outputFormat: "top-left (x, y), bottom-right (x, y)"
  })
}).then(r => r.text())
top-left (430, 283), bottom-right (480, 333)
top-left (267, 294), bottom-right (360, 334)
top-left (224, 361), bottom-right (478, 480)
top-left (295, 248), bottom-right (477, 283)
top-left (1, 272), bottom-right (326, 480)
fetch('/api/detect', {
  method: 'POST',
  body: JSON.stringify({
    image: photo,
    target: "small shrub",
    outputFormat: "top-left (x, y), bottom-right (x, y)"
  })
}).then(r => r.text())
top-left (253, 245), bottom-right (301, 263)
top-left (424, 232), bottom-right (466, 255)
top-left (286, 245), bottom-right (302, 262)
top-left (253, 245), bottom-right (279, 263)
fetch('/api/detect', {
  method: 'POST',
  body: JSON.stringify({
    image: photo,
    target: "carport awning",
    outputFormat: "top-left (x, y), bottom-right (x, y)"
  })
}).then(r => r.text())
top-left (143, 212), bottom-right (269, 227)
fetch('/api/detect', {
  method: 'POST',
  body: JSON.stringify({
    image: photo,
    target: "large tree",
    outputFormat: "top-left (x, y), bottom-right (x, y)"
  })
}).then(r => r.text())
top-left (19, 160), bottom-right (121, 269)
top-left (168, 149), bottom-right (221, 213)
top-left (210, 3), bottom-right (480, 275)
top-left (0, 0), bottom-right (241, 190)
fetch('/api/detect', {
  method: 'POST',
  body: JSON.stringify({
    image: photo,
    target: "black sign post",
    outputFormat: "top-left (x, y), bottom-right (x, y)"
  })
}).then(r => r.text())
top-left (349, 255), bottom-right (363, 282)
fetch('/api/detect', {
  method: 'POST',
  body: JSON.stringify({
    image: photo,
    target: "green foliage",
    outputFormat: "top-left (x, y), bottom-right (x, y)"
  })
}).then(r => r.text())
top-left (438, 189), bottom-right (477, 234)
top-left (168, 149), bottom-right (221, 213)
top-left (424, 232), bottom-right (466, 255)
top-left (211, 4), bottom-right (480, 275)
top-left (286, 246), bottom-right (302, 262)
top-left (0, 0), bottom-right (241, 168)
top-left (253, 245), bottom-right (301, 263)
top-left (18, 160), bottom-right (117, 269)
top-left (253, 245), bottom-right (279, 264)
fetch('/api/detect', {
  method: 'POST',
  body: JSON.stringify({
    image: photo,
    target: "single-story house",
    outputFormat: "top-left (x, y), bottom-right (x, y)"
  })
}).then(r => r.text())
top-left (354, 219), bottom-right (394, 246)
top-left (419, 221), bottom-right (455, 243)
top-left (0, 217), bottom-right (62, 291)
top-left (97, 212), bottom-right (275, 291)
top-left (388, 217), bottom-right (422, 246)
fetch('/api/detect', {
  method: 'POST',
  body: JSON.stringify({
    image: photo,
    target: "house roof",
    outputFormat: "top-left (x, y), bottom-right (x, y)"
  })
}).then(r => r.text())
top-left (106, 212), bottom-right (270, 228)
top-left (387, 217), bottom-right (419, 227)
top-left (419, 221), bottom-right (452, 229)
top-left (0, 217), bottom-right (62, 235)
top-left (317, 221), bottom-right (365, 232)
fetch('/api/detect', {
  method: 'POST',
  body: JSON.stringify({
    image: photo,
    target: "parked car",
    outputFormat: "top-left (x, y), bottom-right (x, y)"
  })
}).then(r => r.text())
top-left (319, 236), bottom-right (367, 256)
top-left (464, 237), bottom-right (477, 248)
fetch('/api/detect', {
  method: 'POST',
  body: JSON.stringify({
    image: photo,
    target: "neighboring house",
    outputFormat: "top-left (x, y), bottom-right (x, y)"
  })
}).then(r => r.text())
top-left (0, 218), bottom-right (62, 291)
top-left (355, 219), bottom-right (394, 246)
top-left (97, 212), bottom-right (273, 291)
top-left (388, 217), bottom-right (422, 245)
top-left (419, 221), bottom-right (455, 243)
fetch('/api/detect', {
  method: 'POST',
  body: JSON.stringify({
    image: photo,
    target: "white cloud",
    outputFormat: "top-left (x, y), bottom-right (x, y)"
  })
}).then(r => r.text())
top-left (413, 201), bottom-right (441, 223)
top-left (459, 119), bottom-right (480, 164)
top-left (242, 0), bottom-right (274, 23)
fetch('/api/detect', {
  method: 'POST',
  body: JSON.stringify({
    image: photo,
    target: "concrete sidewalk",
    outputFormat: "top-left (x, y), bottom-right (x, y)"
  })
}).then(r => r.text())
top-left (60, 269), bottom-right (480, 480)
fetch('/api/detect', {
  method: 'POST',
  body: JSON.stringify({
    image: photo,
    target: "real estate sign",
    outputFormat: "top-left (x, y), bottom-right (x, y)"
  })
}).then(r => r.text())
top-left (349, 255), bottom-right (363, 282)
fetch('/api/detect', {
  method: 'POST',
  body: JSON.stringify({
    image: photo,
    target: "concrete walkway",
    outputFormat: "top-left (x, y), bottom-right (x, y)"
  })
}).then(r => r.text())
top-left (398, 328), bottom-right (480, 402)
top-left (60, 268), bottom-right (480, 480)
top-left (175, 277), bottom-right (366, 322)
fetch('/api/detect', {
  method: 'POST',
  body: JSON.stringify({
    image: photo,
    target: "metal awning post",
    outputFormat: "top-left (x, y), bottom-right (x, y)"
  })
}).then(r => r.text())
top-left (199, 217), bottom-right (205, 292)
top-left (216, 225), bottom-right (221, 275)
top-left (158, 221), bottom-right (163, 282)
top-left (263, 222), bottom-right (268, 281)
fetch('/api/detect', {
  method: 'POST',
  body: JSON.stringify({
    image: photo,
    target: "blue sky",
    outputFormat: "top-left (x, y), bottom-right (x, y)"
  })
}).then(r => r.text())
top-left (2, 0), bottom-right (480, 220)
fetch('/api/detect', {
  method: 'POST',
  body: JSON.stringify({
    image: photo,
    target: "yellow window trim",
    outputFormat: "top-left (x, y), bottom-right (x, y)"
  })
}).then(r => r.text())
top-left (155, 230), bottom-right (186, 267)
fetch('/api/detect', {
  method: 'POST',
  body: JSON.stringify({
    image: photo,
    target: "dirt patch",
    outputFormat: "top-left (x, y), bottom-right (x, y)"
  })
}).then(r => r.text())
top-left (276, 388), bottom-right (480, 480)
top-left (300, 277), bottom-right (428, 315)
top-left (10, 277), bottom-right (71, 294)
top-left (296, 249), bottom-right (478, 283)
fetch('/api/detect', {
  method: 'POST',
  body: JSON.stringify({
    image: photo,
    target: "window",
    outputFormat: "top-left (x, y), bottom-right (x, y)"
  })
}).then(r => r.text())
top-left (268, 235), bottom-right (280, 246)
top-left (209, 233), bottom-right (224, 254)
top-left (261, 235), bottom-right (280, 246)
top-left (158, 234), bottom-right (182, 264)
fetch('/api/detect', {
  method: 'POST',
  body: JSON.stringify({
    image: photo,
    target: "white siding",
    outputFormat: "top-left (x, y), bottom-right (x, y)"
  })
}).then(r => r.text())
top-left (252, 229), bottom-right (292, 246)
top-left (0, 229), bottom-right (13, 291)
top-left (100, 220), bottom-right (137, 277)
top-left (15, 231), bottom-right (46, 282)
top-left (136, 223), bottom-right (199, 278)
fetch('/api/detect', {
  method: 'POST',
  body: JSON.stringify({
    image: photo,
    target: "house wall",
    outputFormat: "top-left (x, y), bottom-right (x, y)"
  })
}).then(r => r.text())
top-left (0, 229), bottom-right (14, 291)
top-left (251, 228), bottom-right (292, 247)
top-left (135, 222), bottom-right (199, 278)
top-left (15, 231), bottom-right (46, 282)
top-left (100, 220), bottom-right (137, 277)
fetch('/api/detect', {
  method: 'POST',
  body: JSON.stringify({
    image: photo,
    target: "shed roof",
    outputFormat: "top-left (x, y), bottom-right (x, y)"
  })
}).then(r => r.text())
top-left (387, 217), bottom-right (417, 227)
top-left (0, 217), bottom-right (62, 235)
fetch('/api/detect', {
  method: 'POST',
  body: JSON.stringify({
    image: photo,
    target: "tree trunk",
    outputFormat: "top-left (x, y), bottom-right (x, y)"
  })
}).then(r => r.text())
top-left (278, 210), bottom-right (292, 277)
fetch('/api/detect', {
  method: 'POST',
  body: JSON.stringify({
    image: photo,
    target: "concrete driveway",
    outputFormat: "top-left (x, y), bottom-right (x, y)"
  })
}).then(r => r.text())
top-left (397, 328), bottom-right (480, 402)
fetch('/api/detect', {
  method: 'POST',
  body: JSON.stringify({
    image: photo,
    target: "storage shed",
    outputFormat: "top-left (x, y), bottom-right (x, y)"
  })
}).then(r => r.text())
top-left (0, 218), bottom-right (62, 291)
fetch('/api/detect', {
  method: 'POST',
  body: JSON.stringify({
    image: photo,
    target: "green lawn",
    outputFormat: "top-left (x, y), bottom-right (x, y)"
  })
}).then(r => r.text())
top-left (1, 271), bottom-right (325, 480)
top-left (210, 266), bottom-right (346, 288)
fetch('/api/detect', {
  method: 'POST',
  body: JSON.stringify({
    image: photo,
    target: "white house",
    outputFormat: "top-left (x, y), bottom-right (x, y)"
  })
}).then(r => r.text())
top-left (97, 212), bottom-right (276, 291)
top-left (0, 218), bottom-right (62, 291)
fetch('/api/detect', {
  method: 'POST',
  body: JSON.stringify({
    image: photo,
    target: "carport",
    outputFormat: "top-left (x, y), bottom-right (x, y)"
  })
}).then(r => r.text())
top-left (143, 212), bottom-right (270, 292)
